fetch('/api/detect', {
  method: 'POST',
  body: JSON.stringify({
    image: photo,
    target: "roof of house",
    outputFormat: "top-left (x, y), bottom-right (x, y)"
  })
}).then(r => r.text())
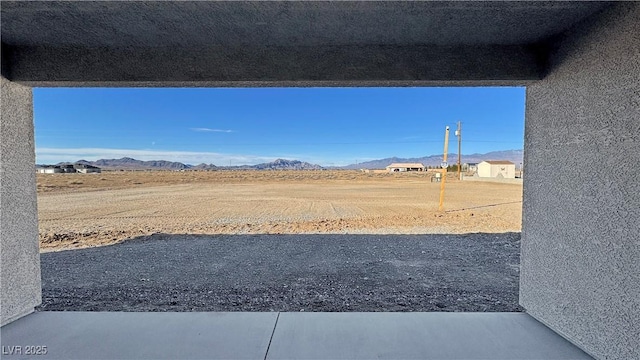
top-left (386, 163), bottom-right (425, 168)
top-left (481, 160), bottom-right (515, 165)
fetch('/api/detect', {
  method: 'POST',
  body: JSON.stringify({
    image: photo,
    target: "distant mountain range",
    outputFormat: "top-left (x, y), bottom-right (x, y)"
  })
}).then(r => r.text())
top-left (342, 149), bottom-right (524, 169)
top-left (50, 150), bottom-right (523, 171)
top-left (77, 158), bottom-right (192, 170)
top-left (55, 157), bottom-right (323, 171)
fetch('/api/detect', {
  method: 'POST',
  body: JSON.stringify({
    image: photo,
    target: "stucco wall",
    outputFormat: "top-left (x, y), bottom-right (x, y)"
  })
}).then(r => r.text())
top-left (521, 3), bottom-right (639, 360)
top-left (0, 75), bottom-right (41, 326)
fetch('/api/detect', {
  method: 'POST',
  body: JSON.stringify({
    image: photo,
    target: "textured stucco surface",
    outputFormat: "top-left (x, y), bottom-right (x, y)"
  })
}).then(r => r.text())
top-left (6, 44), bottom-right (541, 87)
top-left (0, 75), bottom-right (41, 326)
top-left (521, 3), bottom-right (640, 360)
top-left (0, 1), bottom-right (610, 47)
top-left (0, 1), bottom-right (612, 87)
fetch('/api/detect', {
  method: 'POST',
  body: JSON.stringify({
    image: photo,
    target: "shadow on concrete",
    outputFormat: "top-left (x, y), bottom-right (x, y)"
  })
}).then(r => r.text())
top-left (39, 233), bottom-right (522, 313)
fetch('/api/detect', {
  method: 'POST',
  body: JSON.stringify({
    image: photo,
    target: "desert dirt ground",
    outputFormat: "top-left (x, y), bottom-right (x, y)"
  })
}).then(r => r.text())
top-left (37, 170), bottom-right (523, 252)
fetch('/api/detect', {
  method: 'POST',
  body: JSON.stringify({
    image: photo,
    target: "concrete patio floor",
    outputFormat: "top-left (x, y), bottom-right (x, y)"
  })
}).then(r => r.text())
top-left (0, 312), bottom-right (592, 359)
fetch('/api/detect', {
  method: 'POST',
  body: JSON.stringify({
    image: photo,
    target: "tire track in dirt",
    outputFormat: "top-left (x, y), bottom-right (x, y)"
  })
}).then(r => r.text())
top-left (37, 171), bottom-right (523, 252)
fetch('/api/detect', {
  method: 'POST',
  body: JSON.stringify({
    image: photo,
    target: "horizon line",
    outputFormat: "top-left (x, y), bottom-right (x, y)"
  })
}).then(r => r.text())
top-left (35, 147), bottom-right (524, 167)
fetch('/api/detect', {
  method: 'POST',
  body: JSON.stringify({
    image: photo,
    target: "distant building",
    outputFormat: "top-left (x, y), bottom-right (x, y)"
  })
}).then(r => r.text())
top-left (386, 163), bottom-right (426, 173)
top-left (36, 164), bottom-right (101, 174)
top-left (36, 165), bottom-right (63, 174)
top-left (60, 164), bottom-right (76, 173)
top-left (464, 162), bottom-right (479, 172)
top-left (74, 164), bottom-right (101, 173)
top-left (477, 161), bottom-right (515, 178)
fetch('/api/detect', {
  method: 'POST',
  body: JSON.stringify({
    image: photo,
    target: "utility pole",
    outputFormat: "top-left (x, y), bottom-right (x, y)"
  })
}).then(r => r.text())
top-left (439, 126), bottom-right (450, 212)
top-left (520, 162), bottom-right (523, 178)
top-left (455, 121), bottom-right (462, 180)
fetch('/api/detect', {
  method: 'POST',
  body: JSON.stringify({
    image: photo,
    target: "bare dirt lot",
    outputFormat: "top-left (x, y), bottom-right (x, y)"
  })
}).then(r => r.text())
top-left (37, 170), bottom-right (523, 252)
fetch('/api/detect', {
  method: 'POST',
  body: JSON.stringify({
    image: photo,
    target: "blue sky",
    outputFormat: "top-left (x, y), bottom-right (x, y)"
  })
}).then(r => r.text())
top-left (34, 87), bottom-right (525, 166)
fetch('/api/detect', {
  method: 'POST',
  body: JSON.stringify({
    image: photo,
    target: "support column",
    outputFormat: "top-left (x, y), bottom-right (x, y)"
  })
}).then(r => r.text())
top-left (0, 74), bottom-right (41, 326)
top-left (521, 3), bottom-right (639, 359)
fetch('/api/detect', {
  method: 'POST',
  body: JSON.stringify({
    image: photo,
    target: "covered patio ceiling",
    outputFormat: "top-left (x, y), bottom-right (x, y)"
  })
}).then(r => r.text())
top-left (1, 1), bottom-right (613, 86)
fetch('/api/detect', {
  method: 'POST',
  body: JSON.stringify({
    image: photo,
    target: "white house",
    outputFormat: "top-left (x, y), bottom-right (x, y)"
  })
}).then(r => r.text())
top-left (386, 163), bottom-right (426, 172)
top-left (477, 161), bottom-right (516, 178)
top-left (36, 166), bottom-right (63, 174)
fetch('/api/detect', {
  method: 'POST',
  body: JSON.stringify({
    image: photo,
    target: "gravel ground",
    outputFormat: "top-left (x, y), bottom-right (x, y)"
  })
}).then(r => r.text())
top-left (39, 233), bottom-right (522, 312)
